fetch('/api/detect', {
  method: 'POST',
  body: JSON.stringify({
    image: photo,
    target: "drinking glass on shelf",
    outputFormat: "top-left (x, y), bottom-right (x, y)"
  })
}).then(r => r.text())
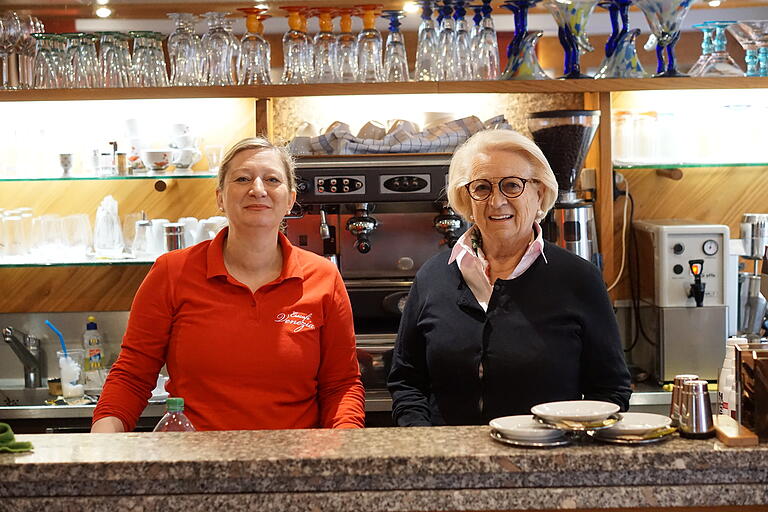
top-left (201, 12), bottom-right (236, 86)
top-left (336, 8), bottom-right (359, 82)
top-left (728, 22), bottom-right (760, 77)
top-left (470, 0), bottom-right (500, 80)
top-left (237, 8), bottom-right (272, 85)
top-left (313, 8), bottom-right (340, 83)
top-left (696, 21), bottom-right (744, 77)
top-left (205, 145), bottom-right (223, 172)
top-left (633, 0), bottom-right (695, 77)
top-left (14, 14), bottom-right (41, 89)
top-left (0, 11), bottom-right (22, 89)
top-left (356, 4), bottom-right (384, 83)
top-left (32, 33), bottom-right (65, 89)
top-left (36, 214), bottom-right (65, 258)
top-left (64, 33), bottom-right (100, 89)
top-left (593, 28), bottom-right (646, 78)
top-left (542, 0), bottom-right (598, 78)
top-left (99, 32), bottom-right (132, 87)
top-left (436, 1), bottom-right (456, 81)
top-left (382, 10), bottom-right (409, 82)
top-left (732, 20), bottom-right (768, 77)
top-left (62, 214), bottom-right (92, 260)
top-left (414, 0), bottom-right (439, 81)
top-left (2, 215), bottom-right (26, 258)
top-left (130, 31), bottom-right (169, 87)
top-left (59, 153), bottom-right (73, 176)
top-left (451, 1), bottom-right (473, 80)
top-left (222, 16), bottom-right (242, 85)
top-left (281, 6), bottom-right (311, 84)
top-left (167, 13), bottom-right (205, 86)
top-left (502, 30), bottom-right (550, 80)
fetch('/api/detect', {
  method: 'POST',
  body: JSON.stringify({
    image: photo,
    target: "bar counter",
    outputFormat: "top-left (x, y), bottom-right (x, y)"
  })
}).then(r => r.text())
top-left (2, 426), bottom-right (767, 511)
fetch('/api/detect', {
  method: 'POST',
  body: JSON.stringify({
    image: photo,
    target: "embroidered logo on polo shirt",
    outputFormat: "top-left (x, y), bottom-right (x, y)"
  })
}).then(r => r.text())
top-left (275, 311), bottom-right (316, 332)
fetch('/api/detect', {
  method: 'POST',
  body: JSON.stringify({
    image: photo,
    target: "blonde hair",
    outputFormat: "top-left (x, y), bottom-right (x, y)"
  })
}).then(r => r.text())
top-left (446, 129), bottom-right (558, 223)
top-left (217, 137), bottom-right (296, 192)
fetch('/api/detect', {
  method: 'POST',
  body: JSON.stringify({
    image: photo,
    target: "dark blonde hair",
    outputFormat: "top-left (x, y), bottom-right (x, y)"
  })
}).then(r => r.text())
top-left (217, 137), bottom-right (296, 192)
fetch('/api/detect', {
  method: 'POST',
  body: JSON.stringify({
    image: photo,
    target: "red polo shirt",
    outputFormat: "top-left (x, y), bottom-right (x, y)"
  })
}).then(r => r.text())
top-left (93, 228), bottom-right (365, 431)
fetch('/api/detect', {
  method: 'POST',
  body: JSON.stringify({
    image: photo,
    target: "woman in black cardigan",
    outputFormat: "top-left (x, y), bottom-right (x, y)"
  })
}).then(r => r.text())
top-left (387, 129), bottom-right (631, 426)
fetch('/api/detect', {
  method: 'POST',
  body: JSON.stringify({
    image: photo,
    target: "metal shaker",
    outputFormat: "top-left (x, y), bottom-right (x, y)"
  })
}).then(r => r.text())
top-left (163, 223), bottom-right (185, 252)
top-left (670, 374), bottom-right (699, 427)
top-left (679, 379), bottom-right (715, 438)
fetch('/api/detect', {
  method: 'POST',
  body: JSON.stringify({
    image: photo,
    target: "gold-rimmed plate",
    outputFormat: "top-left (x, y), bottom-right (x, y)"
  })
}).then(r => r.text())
top-left (589, 429), bottom-right (677, 445)
top-left (533, 413), bottom-right (622, 431)
top-left (489, 429), bottom-right (572, 448)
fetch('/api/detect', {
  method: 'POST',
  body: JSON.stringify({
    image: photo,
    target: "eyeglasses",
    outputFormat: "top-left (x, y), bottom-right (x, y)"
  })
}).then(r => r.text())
top-left (464, 176), bottom-right (538, 201)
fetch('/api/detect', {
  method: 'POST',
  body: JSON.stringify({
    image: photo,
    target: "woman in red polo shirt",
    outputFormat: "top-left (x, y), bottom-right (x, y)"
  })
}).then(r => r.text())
top-left (92, 138), bottom-right (365, 432)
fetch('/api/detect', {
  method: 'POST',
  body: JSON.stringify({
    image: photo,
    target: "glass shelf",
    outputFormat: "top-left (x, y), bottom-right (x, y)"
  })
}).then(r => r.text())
top-left (0, 171), bottom-right (216, 182)
top-left (614, 162), bottom-right (768, 169)
top-left (0, 256), bottom-right (155, 268)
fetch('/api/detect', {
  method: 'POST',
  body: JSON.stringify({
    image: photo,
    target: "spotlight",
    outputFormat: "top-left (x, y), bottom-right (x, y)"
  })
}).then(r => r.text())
top-left (95, 6), bottom-right (112, 17)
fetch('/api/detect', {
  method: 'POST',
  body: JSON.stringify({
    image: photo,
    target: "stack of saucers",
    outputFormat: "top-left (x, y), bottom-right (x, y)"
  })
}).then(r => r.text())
top-left (489, 415), bottom-right (569, 447)
top-left (592, 412), bottom-right (675, 444)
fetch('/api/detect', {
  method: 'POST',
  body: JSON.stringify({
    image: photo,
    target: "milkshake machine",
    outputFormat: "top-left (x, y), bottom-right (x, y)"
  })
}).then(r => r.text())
top-left (528, 109), bottom-right (601, 268)
top-left (632, 219), bottom-right (731, 383)
top-left (737, 213), bottom-right (768, 340)
top-left (284, 154), bottom-right (467, 399)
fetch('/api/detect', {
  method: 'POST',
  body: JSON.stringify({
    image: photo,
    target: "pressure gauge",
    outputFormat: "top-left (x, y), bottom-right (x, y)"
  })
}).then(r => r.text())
top-left (702, 239), bottom-right (719, 256)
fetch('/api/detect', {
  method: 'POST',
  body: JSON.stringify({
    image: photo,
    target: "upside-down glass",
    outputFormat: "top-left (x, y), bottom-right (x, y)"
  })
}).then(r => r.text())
top-left (337, 8), bottom-right (359, 82)
top-left (451, 1), bottom-right (473, 81)
top-left (542, 0), bottom-right (598, 78)
top-left (32, 33), bottom-right (64, 89)
top-left (728, 22), bottom-right (760, 77)
top-left (167, 13), bottom-right (205, 86)
top-left (281, 6), bottom-right (310, 84)
top-left (471, 0), bottom-right (500, 80)
top-left (414, 0), bottom-right (439, 81)
top-left (688, 23), bottom-right (715, 76)
top-left (634, 0), bottom-right (695, 77)
top-left (696, 21), bottom-right (744, 77)
top-left (238, 8), bottom-right (272, 85)
top-left (223, 15), bottom-right (242, 85)
top-left (0, 11), bottom-right (21, 89)
top-left (201, 12), bottom-right (236, 86)
top-left (465, 176), bottom-right (535, 201)
top-left (732, 20), bottom-right (768, 77)
top-left (14, 14), bottom-right (41, 89)
top-left (130, 31), bottom-right (169, 87)
top-left (64, 33), bottom-right (100, 88)
top-left (357, 4), bottom-right (384, 83)
top-left (99, 32), bottom-right (131, 87)
top-left (436, 1), bottom-right (457, 81)
top-left (313, 8), bottom-right (339, 83)
top-left (382, 10), bottom-right (409, 82)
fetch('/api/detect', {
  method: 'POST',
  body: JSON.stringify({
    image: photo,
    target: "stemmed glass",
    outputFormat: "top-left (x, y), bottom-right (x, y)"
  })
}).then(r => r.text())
top-left (356, 4), bottom-right (384, 83)
top-left (436, 1), bottom-right (456, 81)
top-left (728, 22), bottom-right (760, 77)
top-left (1, 11), bottom-right (21, 89)
top-left (542, 0), bottom-right (598, 78)
top-left (695, 21), bottom-right (743, 77)
top-left (201, 12), bottom-right (237, 86)
top-left (451, 0), bottom-right (473, 80)
top-left (14, 14), bottom-right (41, 89)
top-left (313, 8), bottom-right (339, 83)
top-left (470, 0), bottom-right (499, 80)
top-left (336, 8), bottom-right (359, 82)
top-left (237, 8), bottom-right (272, 85)
top-left (382, 10), bottom-right (409, 82)
top-left (414, 0), bottom-right (439, 81)
top-left (734, 21), bottom-right (768, 77)
top-left (223, 15), bottom-right (242, 85)
top-left (687, 23), bottom-right (715, 76)
top-left (634, 0), bottom-right (696, 77)
top-left (167, 13), bottom-right (204, 86)
top-left (281, 6), bottom-right (311, 84)
top-left (500, 0), bottom-right (549, 80)
top-left (594, 0), bottom-right (646, 78)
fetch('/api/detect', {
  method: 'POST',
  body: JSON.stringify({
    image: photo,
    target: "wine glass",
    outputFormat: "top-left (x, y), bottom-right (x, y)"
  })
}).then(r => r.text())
top-left (336, 8), bottom-right (359, 82)
top-left (436, 1), bottom-right (456, 81)
top-left (687, 23), bottom-right (715, 76)
top-left (356, 4), bottom-right (384, 83)
top-left (414, 0), bottom-right (439, 81)
top-left (728, 22), bottom-right (760, 77)
top-left (634, 0), bottom-right (695, 77)
top-left (500, 0), bottom-right (549, 80)
top-left (542, 0), bottom-right (598, 78)
top-left (201, 12), bottom-right (236, 86)
top-left (1, 11), bottom-right (22, 89)
top-left (313, 8), bottom-right (339, 83)
top-left (13, 14), bottom-right (40, 89)
top-left (695, 21), bottom-right (743, 77)
top-left (281, 6), bottom-right (311, 84)
top-left (470, 0), bottom-right (500, 80)
top-left (451, 0), bottom-right (473, 81)
top-left (167, 13), bottom-right (204, 86)
top-left (382, 10), bottom-right (409, 82)
top-left (594, 28), bottom-right (646, 78)
top-left (237, 8), bottom-right (272, 85)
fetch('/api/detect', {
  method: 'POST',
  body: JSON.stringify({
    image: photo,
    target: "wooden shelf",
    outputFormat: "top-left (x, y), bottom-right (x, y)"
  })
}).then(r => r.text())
top-left (2, 77), bottom-right (767, 102)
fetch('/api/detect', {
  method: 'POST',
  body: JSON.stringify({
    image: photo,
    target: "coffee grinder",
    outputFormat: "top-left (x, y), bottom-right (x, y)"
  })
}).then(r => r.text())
top-left (528, 109), bottom-right (601, 268)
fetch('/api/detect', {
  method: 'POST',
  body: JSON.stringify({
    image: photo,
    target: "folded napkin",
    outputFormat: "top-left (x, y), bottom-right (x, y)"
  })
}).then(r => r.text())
top-left (0, 422), bottom-right (33, 453)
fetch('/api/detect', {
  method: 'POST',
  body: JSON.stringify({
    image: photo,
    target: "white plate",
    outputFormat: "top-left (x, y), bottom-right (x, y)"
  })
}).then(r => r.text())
top-left (489, 415), bottom-right (564, 441)
top-left (490, 430), bottom-right (570, 448)
top-left (530, 400), bottom-right (620, 423)
top-left (600, 412), bottom-right (672, 437)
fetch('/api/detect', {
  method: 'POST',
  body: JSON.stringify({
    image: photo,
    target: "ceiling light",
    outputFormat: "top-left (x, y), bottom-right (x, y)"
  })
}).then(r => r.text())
top-left (96, 0), bottom-right (110, 5)
top-left (403, 2), bottom-right (419, 13)
top-left (707, 0), bottom-right (721, 5)
top-left (95, 6), bottom-right (112, 17)
top-left (253, 3), bottom-right (269, 9)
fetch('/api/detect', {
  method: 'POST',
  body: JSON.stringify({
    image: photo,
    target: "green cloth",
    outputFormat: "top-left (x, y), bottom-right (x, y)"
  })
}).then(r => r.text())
top-left (0, 423), bottom-right (33, 453)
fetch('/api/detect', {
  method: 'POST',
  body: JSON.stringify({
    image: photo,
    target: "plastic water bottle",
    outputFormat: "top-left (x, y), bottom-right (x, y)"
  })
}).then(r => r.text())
top-left (153, 397), bottom-right (196, 432)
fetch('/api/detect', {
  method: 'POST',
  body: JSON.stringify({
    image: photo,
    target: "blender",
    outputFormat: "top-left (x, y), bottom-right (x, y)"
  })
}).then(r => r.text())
top-left (527, 109), bottom-right (601, 268)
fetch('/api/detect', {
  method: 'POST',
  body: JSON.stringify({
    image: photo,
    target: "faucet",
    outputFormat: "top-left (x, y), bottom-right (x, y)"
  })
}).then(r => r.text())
top-left (3, 326), bottom-right (43, 388)
top-left (346, 203), bottom-right (377, 254)
top-left (687, 259), bottom-right (706, 307)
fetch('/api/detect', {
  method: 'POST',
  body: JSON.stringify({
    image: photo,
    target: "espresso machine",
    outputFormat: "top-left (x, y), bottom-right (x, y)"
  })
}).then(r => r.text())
top-left (737, 213), bottom-right (768, 340)
top-left (528, 110), bottom-right (601, 268)
top-left (632, 219), bottom-right (731, 383)
top-left (285, 154), bottom-right (467, 407)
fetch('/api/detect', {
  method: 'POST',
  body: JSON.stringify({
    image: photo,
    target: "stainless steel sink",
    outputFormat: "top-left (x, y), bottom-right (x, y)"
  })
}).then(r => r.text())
top-left (0, 387), bottom-right (54, 407)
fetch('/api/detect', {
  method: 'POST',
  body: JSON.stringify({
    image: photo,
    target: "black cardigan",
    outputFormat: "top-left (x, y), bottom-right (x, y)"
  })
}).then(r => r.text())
top-left (387, 241), bottom-right (632, 426)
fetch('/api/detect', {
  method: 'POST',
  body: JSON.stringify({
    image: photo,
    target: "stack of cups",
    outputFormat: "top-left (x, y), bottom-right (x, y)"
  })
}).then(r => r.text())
top-left (670, 374), bottom-right (699, 427)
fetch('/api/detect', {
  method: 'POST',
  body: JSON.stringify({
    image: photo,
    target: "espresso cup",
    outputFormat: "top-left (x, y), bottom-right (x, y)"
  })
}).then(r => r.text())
top-left (679, 379), bottom-right (715, 438)
top-left (670, 373), bottom-right (699, 427)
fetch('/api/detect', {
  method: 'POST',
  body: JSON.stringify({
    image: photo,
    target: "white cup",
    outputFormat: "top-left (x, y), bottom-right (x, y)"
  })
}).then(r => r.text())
top-left (171, 148), bottom-right (201, 169)
top-left (150, 218), bottom-right (170, 255)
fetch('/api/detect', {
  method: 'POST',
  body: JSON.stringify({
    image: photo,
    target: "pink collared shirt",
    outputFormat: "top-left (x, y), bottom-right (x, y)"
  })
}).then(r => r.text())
top-left (448, 223), bottom-right (547, 311)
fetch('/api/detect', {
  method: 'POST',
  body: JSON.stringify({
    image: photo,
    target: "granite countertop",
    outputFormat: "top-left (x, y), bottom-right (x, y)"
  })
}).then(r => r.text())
top-left (2, 426), bottom-right (768, 512)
